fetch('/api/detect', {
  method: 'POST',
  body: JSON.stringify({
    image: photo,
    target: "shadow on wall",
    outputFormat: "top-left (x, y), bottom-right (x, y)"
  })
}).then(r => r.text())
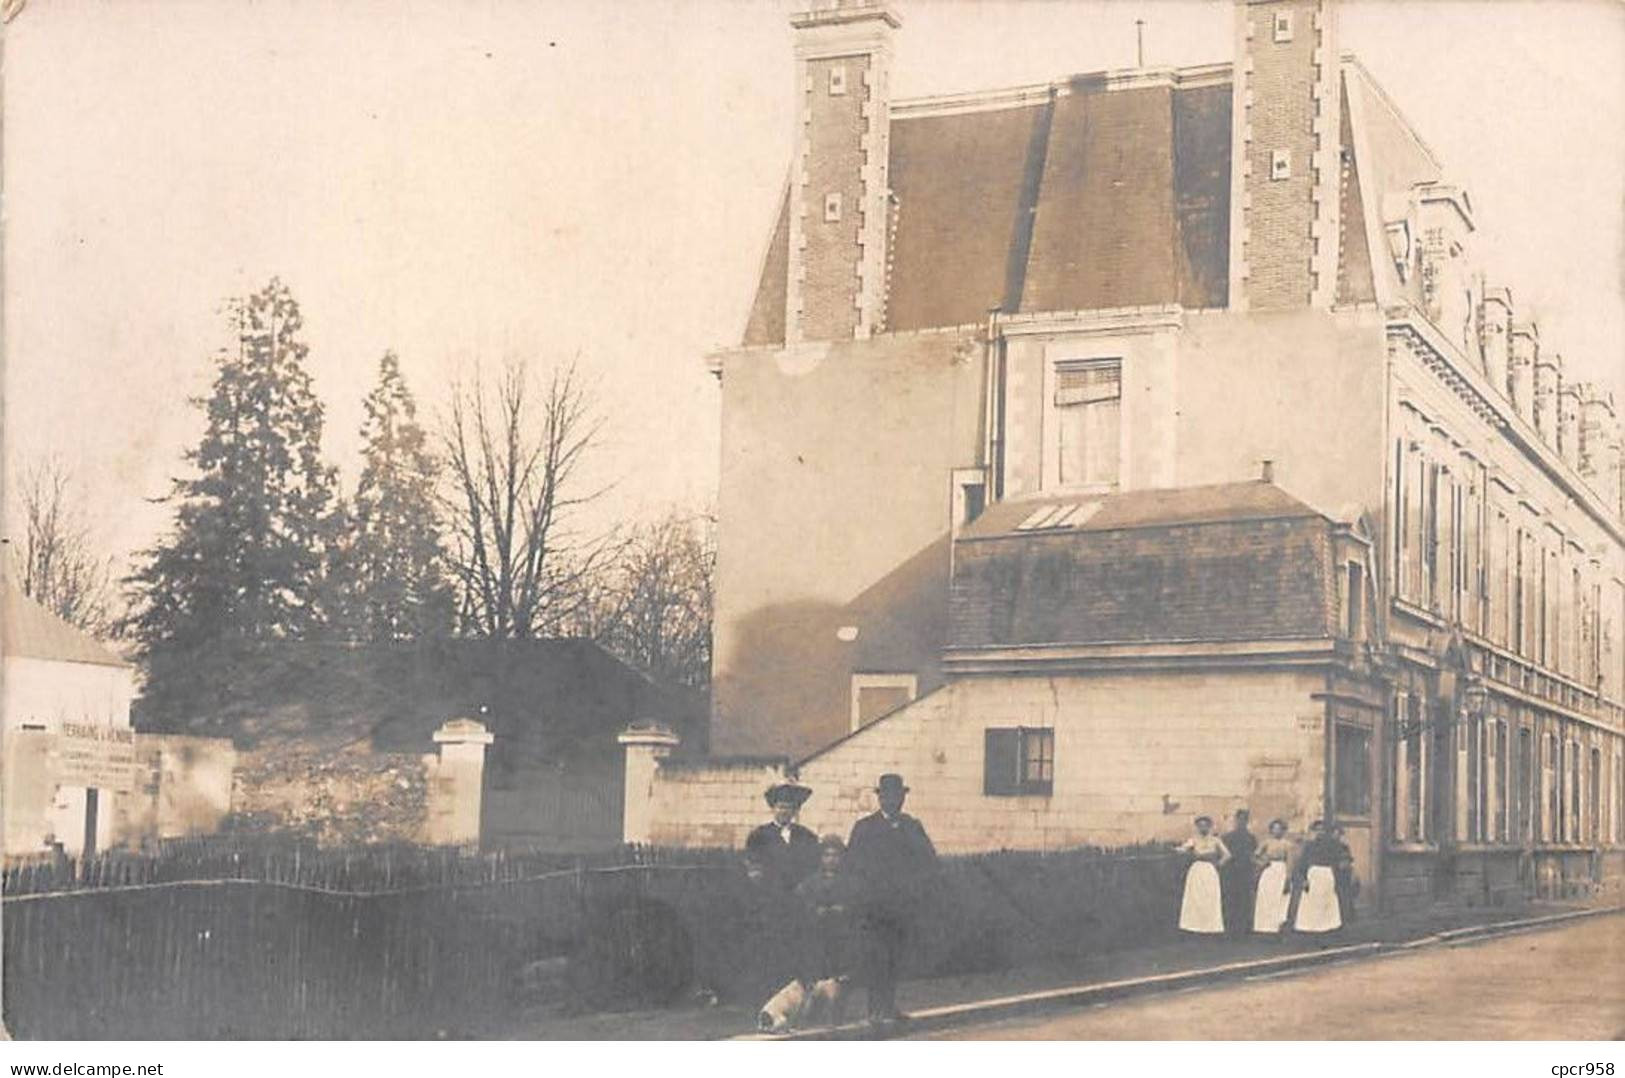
top-left (715, 533), bottom-right (953, 759)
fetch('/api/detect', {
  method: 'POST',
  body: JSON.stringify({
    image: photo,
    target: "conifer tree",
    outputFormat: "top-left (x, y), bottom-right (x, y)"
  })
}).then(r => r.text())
top-left (124, 279), bottom-right (337, 710)
top-left (351, 352), bottom-right (452, 641)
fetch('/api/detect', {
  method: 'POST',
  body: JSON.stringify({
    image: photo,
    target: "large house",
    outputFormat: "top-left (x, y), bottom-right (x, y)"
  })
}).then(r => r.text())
top-left (626, 0), bottom-right (1625, 911)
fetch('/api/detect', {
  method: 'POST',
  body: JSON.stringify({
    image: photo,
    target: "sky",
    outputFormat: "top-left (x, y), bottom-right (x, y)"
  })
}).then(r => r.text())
top-left (4, 0), bottom-right (1622, 579)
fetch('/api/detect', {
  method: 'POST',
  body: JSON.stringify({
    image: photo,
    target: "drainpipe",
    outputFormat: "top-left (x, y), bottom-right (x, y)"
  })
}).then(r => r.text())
top-left (983, 307), bottom-right (1000, 482)
top-left (984, 306), bottom-right (1006, 501)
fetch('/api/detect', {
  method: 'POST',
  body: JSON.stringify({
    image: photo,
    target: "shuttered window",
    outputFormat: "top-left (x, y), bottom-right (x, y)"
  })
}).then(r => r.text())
top-left (984, 727), bottom-right (1054, 796)
top-left (1054, 361), bottom-right (1121, 488)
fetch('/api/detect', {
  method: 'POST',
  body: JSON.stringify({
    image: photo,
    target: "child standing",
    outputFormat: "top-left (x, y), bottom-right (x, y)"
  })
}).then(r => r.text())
top-left (795, 834), bottom-right (862, 1026)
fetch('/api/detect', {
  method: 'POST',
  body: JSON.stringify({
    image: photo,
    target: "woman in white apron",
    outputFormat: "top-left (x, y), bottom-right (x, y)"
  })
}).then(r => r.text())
top-left (1177, 816), bottom-right (1230, 934)
top-left (1251, 818), bottom-right (1294, 934)
top-left (1292, 820), bottom-right (1343, 933)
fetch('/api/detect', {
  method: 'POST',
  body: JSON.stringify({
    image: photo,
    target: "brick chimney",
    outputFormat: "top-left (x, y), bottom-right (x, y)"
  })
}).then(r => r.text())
top-left (1533, 350), bottom-right (1561, 446)
top-left (1478, 286), bottom-right (1512, 398)
top-left (1229, 0), bottom-right (1342, 311)
top-left (1508, 321), bottom-right (1538, 426)
top-left (786, 0), bottom-right (900, 344)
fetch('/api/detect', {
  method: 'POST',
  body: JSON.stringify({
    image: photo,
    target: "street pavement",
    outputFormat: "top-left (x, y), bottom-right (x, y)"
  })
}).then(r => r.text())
top-left (922, 913), bottom-right (1625, 1040)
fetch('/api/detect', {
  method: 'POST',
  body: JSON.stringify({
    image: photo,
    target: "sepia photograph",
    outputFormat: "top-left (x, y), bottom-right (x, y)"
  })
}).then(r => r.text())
top-left (0, 0), bottom-right (1622, 1063)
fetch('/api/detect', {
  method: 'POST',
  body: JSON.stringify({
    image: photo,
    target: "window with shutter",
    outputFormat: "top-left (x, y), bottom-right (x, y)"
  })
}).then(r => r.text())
top-left (1053, 360), bottom-right (1121, 489)
top-left (984, 727), bottom-right (1054, 796)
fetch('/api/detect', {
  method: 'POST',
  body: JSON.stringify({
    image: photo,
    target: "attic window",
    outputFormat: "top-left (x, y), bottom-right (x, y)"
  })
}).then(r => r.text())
top-left (1273, 11), bottom-right (1293, 42)
top-left (1270, 149), bottom-right (1292, 181)
top-left (823, 192), bottom-right (842, 223)
top-left (851, 673), bottom-right (916, 731)
top-left (828, 65), bottom-right (848, 96)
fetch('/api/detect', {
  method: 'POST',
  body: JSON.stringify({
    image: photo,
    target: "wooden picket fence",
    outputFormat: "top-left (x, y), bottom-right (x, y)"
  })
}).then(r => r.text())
top-left (1, 837), bottom-right (1183, 1039)
top-left (0, 835), bottom-right (654, 897)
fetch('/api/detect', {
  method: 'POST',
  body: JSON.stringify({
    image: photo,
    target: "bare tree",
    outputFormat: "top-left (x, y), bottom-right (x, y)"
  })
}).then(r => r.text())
top-left (441, 358), bottom-right (613, 639)
top-left (6, 455), bottom-right (116, 634)
top-left (580, 508), bottom-right (715, 688)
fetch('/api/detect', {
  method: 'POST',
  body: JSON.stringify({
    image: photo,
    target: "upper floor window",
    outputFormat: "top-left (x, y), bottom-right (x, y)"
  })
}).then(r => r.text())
top-left (1343, 561), bottom-right (1364, 640)
top-left (1054, 360), bottom-right (1121, 489)
top-left (951, 467), bottom-right (987, 529)
top-left (1272, 11), bottom-right (1294, 42)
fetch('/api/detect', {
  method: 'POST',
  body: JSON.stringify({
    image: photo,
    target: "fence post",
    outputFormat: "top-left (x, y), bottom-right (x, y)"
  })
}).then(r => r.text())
top-left (617, 725), bottom-right (681, 846)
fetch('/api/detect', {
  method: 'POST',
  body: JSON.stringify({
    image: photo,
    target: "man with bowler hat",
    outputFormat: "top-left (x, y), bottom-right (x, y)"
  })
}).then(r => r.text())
top-left (845, 773), bottom-right (937, 1023)
top-left (745, 781), bottom-right (820, 891)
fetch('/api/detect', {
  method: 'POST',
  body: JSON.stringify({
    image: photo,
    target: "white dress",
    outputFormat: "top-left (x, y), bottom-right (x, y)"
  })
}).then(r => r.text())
top-left (1177, 834), bottom-right (1228, 934)
top-left (1252, 838), bottom-right (1293, 933)
top-left (1253, 863), bottom-right (1290, 933)
top-left (1294, 865), bottom-right (1342, 933)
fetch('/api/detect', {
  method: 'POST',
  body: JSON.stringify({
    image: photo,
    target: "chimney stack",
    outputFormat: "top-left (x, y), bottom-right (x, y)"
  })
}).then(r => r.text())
top-left (1507, 321), bottom-right (1538, 426)
top-left (786, 0), bottom-right (900, 345)
top-left (1229, 0), bottom-right (1342, 311)
top-left (1478, 286), bottom-right (1512, 398)
top-left (1533, 349), bottom-right (1561, 445)
top-left (1558, 378), bottom-right (1582, 469)
top-left (1579, 388), bottom-right (1622, 514)
top-left (1416, 184), bottom-right (1475, 354)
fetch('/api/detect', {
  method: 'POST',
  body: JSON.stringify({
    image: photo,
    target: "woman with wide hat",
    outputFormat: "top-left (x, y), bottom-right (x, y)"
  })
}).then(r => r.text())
top-left (745, 781), bottom-right (820, 891)
top-left (1177, 815), bottom-right (1231, 934)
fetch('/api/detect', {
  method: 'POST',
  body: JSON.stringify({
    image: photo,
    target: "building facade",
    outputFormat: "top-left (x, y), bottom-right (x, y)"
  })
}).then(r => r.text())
top-left (635, 0), bottom-right (1625, 910)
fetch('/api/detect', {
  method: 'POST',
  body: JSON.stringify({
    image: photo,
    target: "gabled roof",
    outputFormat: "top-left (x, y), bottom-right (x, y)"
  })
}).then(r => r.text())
top-left (1, 580), bottom-right (128, 668)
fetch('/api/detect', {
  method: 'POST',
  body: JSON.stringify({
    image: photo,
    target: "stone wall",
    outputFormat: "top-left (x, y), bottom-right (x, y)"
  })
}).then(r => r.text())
top-left (643, 667), bottom-right (1328, 854)
top-left (109, 734), bottom-right (236, 846)
top-left (229, 741), bottom-right (430, 847)
top-left (645, 756), bottom-right (789, 850)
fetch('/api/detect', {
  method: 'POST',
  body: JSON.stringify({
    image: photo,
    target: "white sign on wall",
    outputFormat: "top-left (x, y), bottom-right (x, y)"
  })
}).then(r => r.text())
top-left (55, 722), bottom-right (138, 792)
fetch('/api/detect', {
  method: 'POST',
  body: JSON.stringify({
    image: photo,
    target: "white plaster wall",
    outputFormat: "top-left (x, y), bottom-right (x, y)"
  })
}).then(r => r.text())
top-left (3, 657), bottom-right (134, 856)
top-left (3, 656), bottom-right (133, 731)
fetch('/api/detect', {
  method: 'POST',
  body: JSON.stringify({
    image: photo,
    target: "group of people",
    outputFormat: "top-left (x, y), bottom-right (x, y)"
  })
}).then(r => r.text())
top-left (737, 773), bottom-right (937, 1032)
top-left (1177, 809), bottom-right (1358, 937)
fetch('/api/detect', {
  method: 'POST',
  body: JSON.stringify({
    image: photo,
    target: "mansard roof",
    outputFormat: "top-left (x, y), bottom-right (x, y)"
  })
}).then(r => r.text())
top-left (740, 57), bottom-right (1440, 345)
top-left (948, 481), bottom-right (1337, 650)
